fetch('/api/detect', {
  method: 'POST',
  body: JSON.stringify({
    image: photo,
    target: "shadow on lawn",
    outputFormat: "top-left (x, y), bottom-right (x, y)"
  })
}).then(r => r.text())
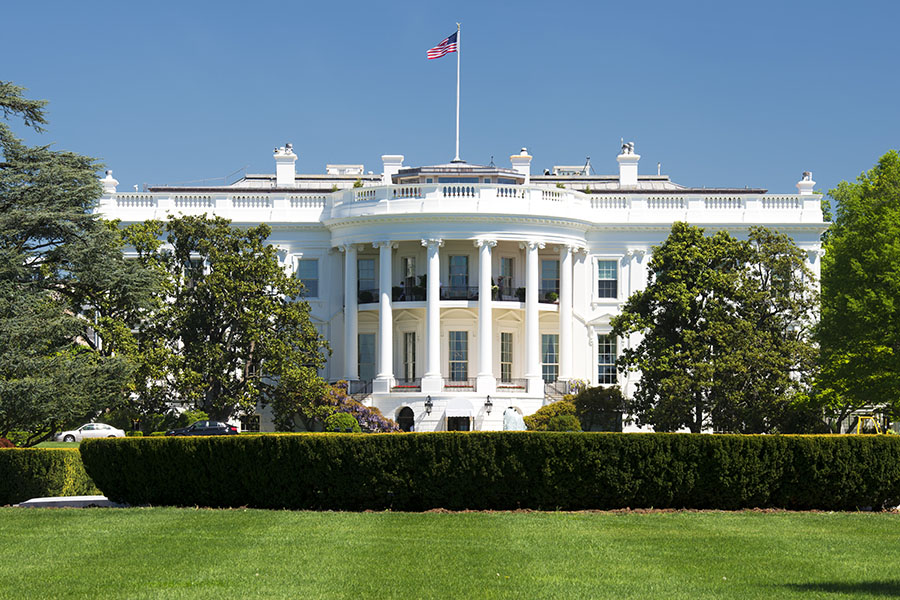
top-left (780, 581), bottom-right (900, 596)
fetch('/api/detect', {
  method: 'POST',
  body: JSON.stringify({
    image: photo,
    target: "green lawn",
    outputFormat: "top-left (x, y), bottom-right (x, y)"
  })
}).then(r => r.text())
top-left (34, 441), bottom-right (80, 448)
top-left (0, 508), bottom-right (897, 599)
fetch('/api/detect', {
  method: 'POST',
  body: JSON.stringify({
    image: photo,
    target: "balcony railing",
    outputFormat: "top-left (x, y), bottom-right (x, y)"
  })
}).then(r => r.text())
top-left (544, 380), bottom-right (567, 400)
top-left (357, 288), bottom-right (378, 303)
top-left (539, 287), bottom-right (560, 303)
top-left (443, 377), bottom-right (476, 391)
top-left (391, 378), bottom-right (421, 392)
top-left (440, 286), bottom-right (479, 301)
top-left (348, 379), bottom-right (373, 398)
top-left (496, 378), bottom-right (527, 392)
top-left (392, 286), bottom-right (426, 302)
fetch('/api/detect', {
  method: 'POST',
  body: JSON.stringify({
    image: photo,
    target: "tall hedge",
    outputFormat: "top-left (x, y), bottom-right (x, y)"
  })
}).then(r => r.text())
top-left (0, 449), bottom-right (99, 505)
top-left (80, 433), bottom-right (900, 511)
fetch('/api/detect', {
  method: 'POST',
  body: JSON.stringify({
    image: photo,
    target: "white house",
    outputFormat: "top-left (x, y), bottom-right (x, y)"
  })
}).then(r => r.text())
top-left (98, 142), bottom-right (826, 433)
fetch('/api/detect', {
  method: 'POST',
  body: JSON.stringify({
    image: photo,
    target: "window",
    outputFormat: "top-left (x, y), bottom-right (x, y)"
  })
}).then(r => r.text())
top-left (240, 415), bottom-right (260, 433)
top-left (438, 177), bottom-right (479, 183)
top-left (449, 331), bottom-right (468, 381)
top-left (598, 334), bottom-right (617, 384)
top-left (449, 256), bottom-right (468, 288)
top-left (499, 257), bottom-right (514, 297)
top-left (359, 333), bottom-right (376, 381)
top-left (500, 332), bottom-right (513, 383)
top-left (597, 260), bottom-right (618, 299)
top-left (541, 259), bottom-right (559, 299)
top-left (358, 258), bottom-right (376, 302)
top-left (297, 259), bottom-right (318, 297)
top-left (403, 332), bottom-right (416, 381)
top-left (542, 334), bottom-right (559, 383)
top-left (401, 256), bottom-right (416, 287)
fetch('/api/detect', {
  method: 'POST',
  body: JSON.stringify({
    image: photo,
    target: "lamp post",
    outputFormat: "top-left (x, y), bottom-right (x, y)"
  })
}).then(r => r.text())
top-left (484, 395), bottom-right (492, 415)
top-left (425, 395), bottom-right (433, 415)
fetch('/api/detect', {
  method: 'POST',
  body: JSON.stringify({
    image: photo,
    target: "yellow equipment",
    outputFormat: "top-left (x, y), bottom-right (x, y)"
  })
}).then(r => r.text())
top-left (855, 415), bottom-right (883, 435)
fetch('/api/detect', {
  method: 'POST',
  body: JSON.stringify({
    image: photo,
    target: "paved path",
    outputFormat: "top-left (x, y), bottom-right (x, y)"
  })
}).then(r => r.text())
top-left (14, 495), bottom-right (127, 508)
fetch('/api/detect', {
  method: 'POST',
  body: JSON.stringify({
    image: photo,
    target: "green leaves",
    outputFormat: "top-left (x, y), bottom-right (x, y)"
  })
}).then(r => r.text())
top-left (612, 222), bottom-right (818, 433)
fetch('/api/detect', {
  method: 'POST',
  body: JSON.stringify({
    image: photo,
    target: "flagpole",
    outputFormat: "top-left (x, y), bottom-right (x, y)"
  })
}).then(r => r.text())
top-left (453, 22), bottom-right (461, 162)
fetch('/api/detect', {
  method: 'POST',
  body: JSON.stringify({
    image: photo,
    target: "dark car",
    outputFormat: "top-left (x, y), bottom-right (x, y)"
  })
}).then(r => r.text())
top-left (165, 420), bottom-right (239, 436)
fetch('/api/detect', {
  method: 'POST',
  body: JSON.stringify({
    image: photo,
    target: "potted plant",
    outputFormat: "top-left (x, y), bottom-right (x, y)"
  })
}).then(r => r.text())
top-left (546, 291), bottom-right (559, 303)
top-left (516, 287), bottom-right (526, 302)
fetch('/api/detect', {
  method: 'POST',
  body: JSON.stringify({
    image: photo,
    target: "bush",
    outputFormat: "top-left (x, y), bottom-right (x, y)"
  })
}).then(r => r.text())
top-left (125, 431), bottom-right (144, 437)
top-left (0, 449), bottom-right (99, 505)
top-left (79, 433), bottom-right (900, 512)
top-left (573, 386), bottom-right (625, 432)
top-left (324, 413), bottom-right (361, 433)
top-left (149, 432), bottom-right (166, 437)
top-left (0, 438), bottom-right (14, 448)
top-left (524, 401), bottom-right (576, 431)
top-left (547, 414), bottom-right (582, 431)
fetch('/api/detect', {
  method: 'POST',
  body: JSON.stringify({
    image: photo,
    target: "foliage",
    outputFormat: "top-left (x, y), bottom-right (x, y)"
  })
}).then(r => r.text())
top-left (818, 151), bottom-right (900, 427)
top-left (0, 82), bottom-right (152, 445)
top-left (287, 381), bottom-right (399, 433)
top-left (546, 414), bottom-right (581, 431)
top-left (0, 448), bottom-right (98, 504)
top-left (324, 412), bottom-right (362, 433)
top-left (80, 433), bottom-right (900, 511)
top-left (523, 401), bottom-right (576, 431)
top-left (611, 222), bottom-right (819, 433)
top-left (573, 386), bottom-right (625, 431)
top-left (122, 215), bottom-right (329, 422)
top-left (0, 437), bottom-right (13, 448)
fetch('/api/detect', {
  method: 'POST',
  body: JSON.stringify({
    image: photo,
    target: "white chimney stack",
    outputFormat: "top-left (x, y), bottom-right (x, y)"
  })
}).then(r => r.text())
top-left (510, 148), bottom-right (532, 184)
top-left (796, 171), bottom-right (815, 196)
top-left (381, 155), bottom-right (404, 185)
top-left (274, 143), bottom-right (297, 187)
top-left (617, 142), bottom-right (640, 188)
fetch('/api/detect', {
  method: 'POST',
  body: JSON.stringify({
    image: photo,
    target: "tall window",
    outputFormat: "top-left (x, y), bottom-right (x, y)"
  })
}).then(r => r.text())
top-left (449, 256), bottom-right (468, 288)
top-left (597, 260), bottom-right (618, 299)
top-left (500, 332), bottom-right (513, 383)
top-left (499, 257), bottom-right (514, 296)
top-left (358, 333), bottom-right (376, 381)
top-left (541, 259), bottom-right (559, 298)
top-left (403, 332), bottom-right (416, 381)
top-left (358, 258), bottom-right (376, 302)
top-left (297, 259), bottom-right (318, 297)
top-left (401, 256), bottom-right (416, 288)
top-left (449, 331), bottom-right (468, 381)
top-left (597, 334), bottom-right (617, 384)
top-left (542, 334), bottom-right (559, 383)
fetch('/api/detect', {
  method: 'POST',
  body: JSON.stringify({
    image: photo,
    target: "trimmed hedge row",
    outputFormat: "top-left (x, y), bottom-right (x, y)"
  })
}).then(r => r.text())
top-left (79, 433), bottom-right (900, 511)
top-left (0, 449), bottom-right (100, 505)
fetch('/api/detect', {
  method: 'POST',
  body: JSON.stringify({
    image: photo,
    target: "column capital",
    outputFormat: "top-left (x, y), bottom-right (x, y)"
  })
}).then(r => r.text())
top-left (421, 238), bottom-right (444, 248)
top-left (519, 240), bottom-right (545, 251)
top-left (337, 243), bottom-right (359, 253)
top-left (474, 239), bottom-right (498, 248)
top-left (373, 241), bottom-right (398, 250)
top-left (625, 248), bottom-right (646, 259)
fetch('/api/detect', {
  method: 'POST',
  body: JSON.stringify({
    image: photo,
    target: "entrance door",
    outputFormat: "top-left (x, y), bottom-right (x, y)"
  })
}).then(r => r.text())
top-left (447, 416), bottom-right (471, 431)
top-left (397, 407), bottom-right (414, 432)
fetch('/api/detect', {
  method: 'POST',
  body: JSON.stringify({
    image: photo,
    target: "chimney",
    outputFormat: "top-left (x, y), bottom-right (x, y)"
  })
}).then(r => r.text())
top-left (796, 171), bottom-right (815, 196)
top-left (617, 141), bottom-right (640, 188)
top-left (510, 148), bottom-right (532, 184)
top-left (381, 155), bottom-right (404, 185)
top-left (101, 170), bottom-right (118, 194)
top-left (274, 143), bottom-right (297, 187)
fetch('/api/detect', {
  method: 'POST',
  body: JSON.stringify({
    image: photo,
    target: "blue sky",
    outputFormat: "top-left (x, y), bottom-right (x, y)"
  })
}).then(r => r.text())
top-left (5, 0), bottom-right (898, 195)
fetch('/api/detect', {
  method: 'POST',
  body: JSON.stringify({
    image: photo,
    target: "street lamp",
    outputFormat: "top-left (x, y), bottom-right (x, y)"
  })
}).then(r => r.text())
top-left (425, 395), bottom-right (433, 415)
top-left (484, 395), bottom-right (493, 415)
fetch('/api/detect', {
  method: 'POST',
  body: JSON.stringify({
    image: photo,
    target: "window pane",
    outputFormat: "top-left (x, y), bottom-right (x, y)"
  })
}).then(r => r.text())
top-left (500, 332), bottom-right (513, 382)
top-left (359, 333), bottom-right (376, 380)
top-left (449, 331), bottom-right (468, 381)
top-left (541, 260), bottom-right (560, 294)
top-left (597, 334), bottom-right (617, 384)
top-left (297, 259), bottom-right (318, 297)
top-left (597, 260), bottom-right (617, 298)
top-left (542, 334), bottom-right (559, 383)
top-left (449, 256), bottom-right (468, 288)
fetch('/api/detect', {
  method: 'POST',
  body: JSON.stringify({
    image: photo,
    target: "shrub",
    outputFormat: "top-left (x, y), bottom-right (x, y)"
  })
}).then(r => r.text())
top-left (524, 401), bottom-right (576, 431)
top-left (0, 438), bottom-right (14, 448)
top-left (175, 410), bottom-right (208, 429)
top-left (125, 431), bottom-right (144, 437)
top-left (324, 413), bottom-right (361, 433)
top-left (0, 449), bottom-right (99, 505)
top-left (573, 386), bottom-right (625, 432)
top-left (79, 433), bottom-right (900, 512)
top-left (149, 432), bottom-right (166, 437)
top-left (547, 414), bottom-right (581, 431)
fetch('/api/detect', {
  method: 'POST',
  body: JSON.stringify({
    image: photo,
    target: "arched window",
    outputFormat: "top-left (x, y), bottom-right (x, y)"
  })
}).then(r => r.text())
top-left (397, 407), bottom-right (415, 432)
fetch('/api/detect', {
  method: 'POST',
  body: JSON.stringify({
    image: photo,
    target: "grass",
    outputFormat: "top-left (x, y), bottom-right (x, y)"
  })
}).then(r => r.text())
top-left (34, 441), bottom-right (80, 448)
top-left (0, 509), bottom-right (898, 599)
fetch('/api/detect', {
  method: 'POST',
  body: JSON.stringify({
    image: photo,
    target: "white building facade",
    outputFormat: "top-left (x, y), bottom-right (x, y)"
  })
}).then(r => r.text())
top-left (98, 143), bottom-right (826, 432)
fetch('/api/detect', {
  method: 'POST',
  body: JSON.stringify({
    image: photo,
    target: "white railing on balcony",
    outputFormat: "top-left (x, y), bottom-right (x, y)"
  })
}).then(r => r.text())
top-left (100, 183), bottom-right (821, 226)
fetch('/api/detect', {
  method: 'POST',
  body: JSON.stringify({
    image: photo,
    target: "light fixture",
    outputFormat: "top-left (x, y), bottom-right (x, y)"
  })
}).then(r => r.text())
top-left (425, 395), bottom-right (433, 415)
top-left (484, 395), bottom-right (493, 415)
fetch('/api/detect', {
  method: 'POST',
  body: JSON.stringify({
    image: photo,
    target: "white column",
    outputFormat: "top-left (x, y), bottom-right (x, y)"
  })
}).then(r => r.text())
top-left (342, 244), bottom-right (358, 381)
top-left (524, 241), bottom-right (544, 395)
top-left (476, 239), bottom-right (497, 394)
top-left (559, 244), bottom-right (574, 382)
top-left (421, 238), bottom-right (443, 393)
top-left (374, 241), bottom-right (395, 392)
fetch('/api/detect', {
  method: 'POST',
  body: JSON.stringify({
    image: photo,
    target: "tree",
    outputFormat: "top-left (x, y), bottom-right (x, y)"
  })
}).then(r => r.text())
top-left (0, 82), bottom-right (150, 445)
top-left (523, 400), bottom-right (577, 431)
top-left (611, 222), bottom-right (818, 433)
top-left (124, 215), bottom-right (330, 422)
top-left (572, 385), bottom-right (625, 432)
top-left (280, 381), bottom-right (399, 433)
top-left (818, 151), bottom-right (900, 426)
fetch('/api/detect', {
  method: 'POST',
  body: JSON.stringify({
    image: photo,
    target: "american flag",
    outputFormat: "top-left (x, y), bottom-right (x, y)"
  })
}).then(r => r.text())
top-left (427, 31), bottom-right (458, 60)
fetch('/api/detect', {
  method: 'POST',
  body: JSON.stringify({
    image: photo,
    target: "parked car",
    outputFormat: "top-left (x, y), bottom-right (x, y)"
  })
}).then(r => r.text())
top-left (165, 420), bottom-right (239, 436)
top-left (55, 423), bottom-right (126, 442)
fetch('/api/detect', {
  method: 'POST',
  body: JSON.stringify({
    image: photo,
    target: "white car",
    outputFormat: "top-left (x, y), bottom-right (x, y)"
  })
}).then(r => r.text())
top-left (55, 423), bottom-right (126, 442)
